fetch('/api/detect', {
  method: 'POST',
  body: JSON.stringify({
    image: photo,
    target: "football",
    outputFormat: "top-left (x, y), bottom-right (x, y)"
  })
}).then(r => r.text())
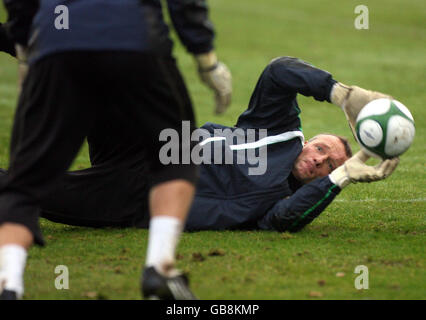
top-left (355, 98), bottom-right (415, 159)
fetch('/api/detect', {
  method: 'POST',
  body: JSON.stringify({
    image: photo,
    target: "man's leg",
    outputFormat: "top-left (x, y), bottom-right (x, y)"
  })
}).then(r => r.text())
top-left (0, 224), bottom-right (31, 300)
top-left (142, 181), bottom-right (196, 300)
top-left (0, 144), bottom-right (150, 229)
top-left (143, 62), bottom-right (198, 299)
top-left (40, 164), bottom-right (150, 228)
top-left (146, 180), bottom-right (195, 273)
top-left (102, 52), bottom-right (199, 299)
top-left (0, 52), bottom-right (99, 299)
top-left (40, 88), bottom-right (153, 228)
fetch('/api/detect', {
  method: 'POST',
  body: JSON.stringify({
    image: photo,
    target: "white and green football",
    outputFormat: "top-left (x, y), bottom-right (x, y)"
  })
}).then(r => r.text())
top-left (355, 98), bottom-right (415, 159)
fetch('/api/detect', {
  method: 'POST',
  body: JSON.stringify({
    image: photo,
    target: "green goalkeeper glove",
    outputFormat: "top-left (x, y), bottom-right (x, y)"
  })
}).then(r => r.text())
top-left (195, 51), bottom-right (232, 115)
top-left (329, 150), bottom-right (399, 189)
top-left (330, 82), bottom-right (392, 139)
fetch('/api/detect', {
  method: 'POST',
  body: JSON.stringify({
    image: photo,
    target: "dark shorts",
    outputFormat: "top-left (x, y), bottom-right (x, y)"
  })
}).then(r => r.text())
top-left (0, 51), bottom-right (198, 245)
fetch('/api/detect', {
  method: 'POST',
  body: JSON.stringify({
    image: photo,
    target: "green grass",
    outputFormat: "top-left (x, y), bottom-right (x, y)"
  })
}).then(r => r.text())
top-left (0, 0), bottom-right (425, 299)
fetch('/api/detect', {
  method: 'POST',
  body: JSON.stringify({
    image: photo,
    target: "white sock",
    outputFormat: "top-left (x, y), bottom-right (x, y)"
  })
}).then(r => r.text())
top-left (0, 244), bottom-right (27, 298)
top-left (145, 216), bottom-right (183, 277)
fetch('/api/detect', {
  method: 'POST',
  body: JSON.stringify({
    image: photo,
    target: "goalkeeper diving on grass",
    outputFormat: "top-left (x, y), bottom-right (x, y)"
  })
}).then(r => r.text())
top-left (0, 40), bottom-right (399, 233)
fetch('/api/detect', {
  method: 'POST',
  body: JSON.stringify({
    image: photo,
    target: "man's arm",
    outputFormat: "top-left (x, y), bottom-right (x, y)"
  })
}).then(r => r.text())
top-left (258, 150), bottom-right (399, 232)
top-left (267, 57), bottom-right (336, 102)
top-left (166, 0), bottom-right (214, 55)
top-left (2, 0), bottom-right (39, 46)
top-left (257, 176), bottom-right (340, 232)
top-left (166, 0), bottom-right (232, 114)
top-left (236, 56), bottom-right (337, 132)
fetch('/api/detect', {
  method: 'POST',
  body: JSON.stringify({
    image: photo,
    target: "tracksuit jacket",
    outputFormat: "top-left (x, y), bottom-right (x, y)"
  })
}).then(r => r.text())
top-left (184, 57), bottom-right (342, 232)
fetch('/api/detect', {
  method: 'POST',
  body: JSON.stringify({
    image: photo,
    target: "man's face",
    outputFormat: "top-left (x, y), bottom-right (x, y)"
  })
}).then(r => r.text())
top-left (292, 134), bottom-right (349, 184)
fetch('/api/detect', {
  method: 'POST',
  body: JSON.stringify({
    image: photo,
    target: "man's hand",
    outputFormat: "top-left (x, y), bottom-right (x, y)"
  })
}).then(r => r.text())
top-left (329, 150), bottom-right (399, 189)
top-left (195, 51), bottom-right (232, 114)
top-left (331, 83), bottom-right (392, 138)
top-left (15, 44), bottom-right (28, 88)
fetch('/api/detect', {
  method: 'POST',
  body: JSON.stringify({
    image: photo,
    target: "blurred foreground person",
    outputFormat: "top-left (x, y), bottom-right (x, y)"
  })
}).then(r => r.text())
top-left (0, 0), bottom-right (231, 300)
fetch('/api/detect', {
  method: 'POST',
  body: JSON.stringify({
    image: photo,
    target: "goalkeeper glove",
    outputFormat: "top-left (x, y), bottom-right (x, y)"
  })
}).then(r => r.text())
top-left (330, 82), bottom-right (392, 139)
top-left (329, 150), bottom-right (399, 189)
top-left (195, 51), bottom-right (232, 114)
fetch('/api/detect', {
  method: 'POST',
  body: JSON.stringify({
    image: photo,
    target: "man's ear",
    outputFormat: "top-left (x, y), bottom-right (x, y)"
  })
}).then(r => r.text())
top-left (303, 140), bottom-right (308, 146)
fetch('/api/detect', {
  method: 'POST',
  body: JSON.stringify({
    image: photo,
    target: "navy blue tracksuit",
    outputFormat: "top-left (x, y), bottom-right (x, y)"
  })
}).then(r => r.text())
top-left (5, 56), bottom-right (342, 233)
top-left (187, 57), bottom-right (340, 232)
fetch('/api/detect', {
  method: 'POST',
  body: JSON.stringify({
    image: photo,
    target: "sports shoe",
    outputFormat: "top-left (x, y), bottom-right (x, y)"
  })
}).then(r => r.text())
top-left (0, 289), bottom-right (18, 300)
top-left (141, 266), bottom-right (198, 300)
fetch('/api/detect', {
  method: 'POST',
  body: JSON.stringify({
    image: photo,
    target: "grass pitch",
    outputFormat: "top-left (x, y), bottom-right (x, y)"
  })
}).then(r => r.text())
top-left (0, 0), bottom-right (425, 299)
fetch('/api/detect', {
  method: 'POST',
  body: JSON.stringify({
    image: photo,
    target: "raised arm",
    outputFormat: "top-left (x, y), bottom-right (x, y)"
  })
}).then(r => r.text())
top-left (267, 56), bottom-right (336, 101)
top-left (236, 56), bottom-right (337, 133)
top-left (166, 0), bottom-right (232, 114)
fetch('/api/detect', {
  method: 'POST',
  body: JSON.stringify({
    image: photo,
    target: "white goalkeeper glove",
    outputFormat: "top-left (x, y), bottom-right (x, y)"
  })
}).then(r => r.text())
top-left (329, 150), bottom-right (399, 189)
top-left (15, 44), bottom-right (29, 88)
top-left (330, 82), bottom-right (392, 139)
top-left (195, 51), bottom-right (232, 114)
